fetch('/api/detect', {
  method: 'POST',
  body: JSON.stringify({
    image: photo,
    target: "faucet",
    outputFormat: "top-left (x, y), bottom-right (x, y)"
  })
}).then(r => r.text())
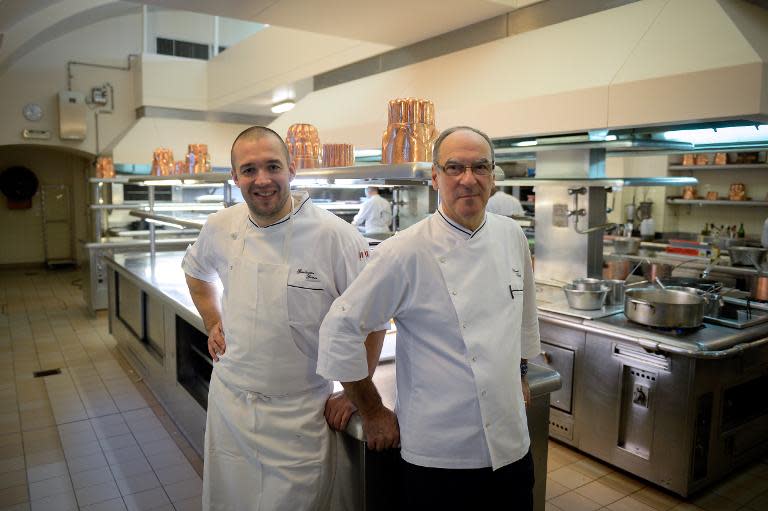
top-left (701, 254), bottom-right (720, 278)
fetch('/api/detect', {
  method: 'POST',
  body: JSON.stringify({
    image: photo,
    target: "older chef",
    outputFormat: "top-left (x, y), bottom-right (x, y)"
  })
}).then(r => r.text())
top-left (486, 185), bottom-right (525, 217)
top-left (317, 126), bottom-right (540, 509)
top-left (351, 186), bottom-right (392, 235)
top-left (183, 126), bottom-right (384, 511)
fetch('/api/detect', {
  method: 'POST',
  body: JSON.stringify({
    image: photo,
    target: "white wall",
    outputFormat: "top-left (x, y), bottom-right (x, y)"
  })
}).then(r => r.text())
top-left (0, 146), bottom-right (89, 265)
top-left (0, 12), bottom-right (142, 155)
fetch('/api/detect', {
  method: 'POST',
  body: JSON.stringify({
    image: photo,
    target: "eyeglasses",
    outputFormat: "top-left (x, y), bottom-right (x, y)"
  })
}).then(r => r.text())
top-left (435, 161), bottom-right (495, 177)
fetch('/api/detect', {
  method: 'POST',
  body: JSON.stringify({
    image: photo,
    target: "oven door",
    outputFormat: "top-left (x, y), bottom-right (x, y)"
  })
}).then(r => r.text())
top-left (533, 341), bottom-right (575, 413)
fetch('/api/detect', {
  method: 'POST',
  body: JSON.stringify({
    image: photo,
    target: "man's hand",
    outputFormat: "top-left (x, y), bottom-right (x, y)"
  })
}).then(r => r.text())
top-left (360, 406), bottom-right (400, 451)
top-left (522, 377), bottom-right (531, 408)
top-left (324, 391), bottom-right (357, 431)
top-left (207, 322), bottom-right (226, 362)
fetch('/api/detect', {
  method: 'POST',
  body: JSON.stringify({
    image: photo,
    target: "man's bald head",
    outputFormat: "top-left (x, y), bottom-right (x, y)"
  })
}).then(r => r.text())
top-left (230, 126), bottom-right (290, 169)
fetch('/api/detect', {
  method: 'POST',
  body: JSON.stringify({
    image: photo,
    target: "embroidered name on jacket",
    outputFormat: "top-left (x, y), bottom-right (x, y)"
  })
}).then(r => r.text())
top-left (297, 268), bottom-right (319, 281)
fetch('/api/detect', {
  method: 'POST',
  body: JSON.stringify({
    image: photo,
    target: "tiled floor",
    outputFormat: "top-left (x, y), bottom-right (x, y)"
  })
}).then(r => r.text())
top-left (0, 268), bottom-right (202, 511)
top-left (3, 267), bottom-right (768, 511)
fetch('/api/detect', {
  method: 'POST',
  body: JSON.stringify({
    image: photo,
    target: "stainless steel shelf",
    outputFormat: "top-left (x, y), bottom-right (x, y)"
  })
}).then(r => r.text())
top-left (495, 177), bottom-right (698, 187)
top-left (669, 164), bottom-right (768, 171)
top-left (90, 203), bottom-right (224, 211)
top-left (129, 210), bottom-right (206, 230)
top-left (666, 199), bottom-right (768, 207)
top-left (294, 162), bottom-right (433, 181)
top-left (126, 173), bottom-right (233, 184)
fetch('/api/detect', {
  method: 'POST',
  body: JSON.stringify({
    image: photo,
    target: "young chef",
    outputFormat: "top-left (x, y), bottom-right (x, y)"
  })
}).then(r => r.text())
top-left (182, 126), bottom-right (385, 510)
top-left (317, 126), bottom-right (540, 509)
top-left (351, 186), bottom-right (393, 236)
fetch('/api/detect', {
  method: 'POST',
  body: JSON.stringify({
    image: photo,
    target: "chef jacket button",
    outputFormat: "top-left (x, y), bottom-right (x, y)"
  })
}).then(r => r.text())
top-left (340, 305), bottom-right (346, 312)
top-left (481, 390), bottom-right (487, 396)
top-left (462, 323), bottom-right (467, 329)
top-left (485, 422), bottom-right (490, 428)
top-left (452, 290), bottom-right (457, 296)
top-left (439, 256), bottom-right (446, 263)
top-left (231, 233), bottom-right (237, 239)
top-left (471, 356), bottom-right (477, 362)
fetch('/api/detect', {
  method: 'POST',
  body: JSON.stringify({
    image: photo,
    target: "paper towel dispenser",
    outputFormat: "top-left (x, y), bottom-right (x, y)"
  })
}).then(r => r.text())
top-left (58, 91), bottom-right (86, 140)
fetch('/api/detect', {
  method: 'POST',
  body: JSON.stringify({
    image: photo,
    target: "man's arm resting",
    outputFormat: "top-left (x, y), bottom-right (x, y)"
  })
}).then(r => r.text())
top-left (185, 274), bottom-right (225, 361)
top-left (325, 330), bottom-right (386, 431)
top-left (341, 376), bottom-right (399, 451)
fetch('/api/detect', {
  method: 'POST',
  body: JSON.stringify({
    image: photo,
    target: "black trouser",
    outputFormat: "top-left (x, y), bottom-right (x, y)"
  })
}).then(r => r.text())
top-left (400, 449), bottom-right (534, 510)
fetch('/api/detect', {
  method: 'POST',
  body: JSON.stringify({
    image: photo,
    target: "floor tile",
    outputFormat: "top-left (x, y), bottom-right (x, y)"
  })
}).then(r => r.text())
top-left (114, 472), bottom-right (160, 497)
top-left (65, 451), bottom-right (108, 474)
top-left (575, 478), bottom-right (632, 506)
top-left (690, 491), bottom-right (742, 511)
top-left (632, 486), bottom-right (682, 510)
top-left (109, 458), bottom-right (153, 480)
top-left (25, 462), bottom-right (67, 484)
top-left (82, 497), bottom-right (127, 511)
top-left (154, 464), bottom-right (198, 487)
top-left (550, 490), bottom-right (602, 511)
top-left (606, 495), bottom-right (660, 511)
top-left (28, 476), bottom-right (72, 502)
top-left (161, 476), bottom-right (201, 503)
top-left (122, 487), bottom-right (170, 511)
top-left (548, 465), bottom-right (596, 490)
top-left (70, 467), bottom-right (115, 490)
top-left (0, 485), bottom-right (28, 508)
top-left (75, 480), bottom-right (121, 507)
top-left (28, 490), bottom-right (77, 511)
top-left (545, 477), bottom-right (570, 500)
top-left (171, 496), bottom-right (201, 511)
top-left (0, 457), bottom-right (25, 475)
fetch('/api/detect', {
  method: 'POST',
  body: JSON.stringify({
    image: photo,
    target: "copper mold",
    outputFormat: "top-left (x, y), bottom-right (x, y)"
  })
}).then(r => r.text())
top-left (286, 123), bottom-right (321, 169)
top-left (322, 143), bottom-right (355, 168)
top-left (381, 98), bottom-right (438, 164)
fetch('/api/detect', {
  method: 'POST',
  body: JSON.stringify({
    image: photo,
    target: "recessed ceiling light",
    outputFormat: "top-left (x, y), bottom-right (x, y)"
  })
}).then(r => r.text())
top-left (271, 99), bottom-right (295, 114)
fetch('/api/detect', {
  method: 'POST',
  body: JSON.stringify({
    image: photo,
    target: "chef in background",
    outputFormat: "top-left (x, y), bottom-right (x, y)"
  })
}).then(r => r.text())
top-left (352, 186), bottom-right (393, 236)
top-left (318, 126), bottom-right (540, 510)
top-left (486, 184), bottom-right (525, 217)
top-left (182, 126), bottom-right (385, 510)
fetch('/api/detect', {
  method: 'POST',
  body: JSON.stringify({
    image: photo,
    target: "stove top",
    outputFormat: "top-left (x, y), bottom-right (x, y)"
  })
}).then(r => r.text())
top-left (704, 298), bottom-right (768, 329)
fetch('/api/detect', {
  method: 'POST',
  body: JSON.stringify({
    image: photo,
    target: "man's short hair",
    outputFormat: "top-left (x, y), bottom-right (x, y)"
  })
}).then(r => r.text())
top-left (432, 126), bottom-right (495, 164)
top-left (231, 126), bottom-right (290, 169)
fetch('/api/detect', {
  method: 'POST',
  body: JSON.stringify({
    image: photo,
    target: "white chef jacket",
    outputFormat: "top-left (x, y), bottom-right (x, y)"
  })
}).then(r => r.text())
top-left (183, 192), bottom-right (372, 392)
top-left (352, 194), bottom-right (392, 234)
top-left (486, 191), bottom-right (525, 217)
top-left (318, 208), bottom-right (540, 470)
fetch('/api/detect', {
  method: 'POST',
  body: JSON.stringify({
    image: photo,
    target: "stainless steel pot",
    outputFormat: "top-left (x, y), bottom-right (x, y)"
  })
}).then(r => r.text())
top-left (613, 237), bottom-right (640, 255)
top-left (662, 286), bottom-right (722, 317)
top-left (571, 278), bottom-right (604, 291)
top-left (602, 279), bottom-right (626, 305)
top-left (729, 246), bottom-right (767, 267)
top-left (564, 284), bottom-right (608, 310)
top-left (624, 288), bottom-right (705, 328)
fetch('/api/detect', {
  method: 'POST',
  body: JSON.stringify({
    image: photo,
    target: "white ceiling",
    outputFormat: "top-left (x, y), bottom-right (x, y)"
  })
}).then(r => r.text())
top-left (129, 0), bottom-right (540, 46)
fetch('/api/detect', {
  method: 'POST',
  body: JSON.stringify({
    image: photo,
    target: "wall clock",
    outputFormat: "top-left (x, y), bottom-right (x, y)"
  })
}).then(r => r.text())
top-left (23, 103), bottom-right (43, 122)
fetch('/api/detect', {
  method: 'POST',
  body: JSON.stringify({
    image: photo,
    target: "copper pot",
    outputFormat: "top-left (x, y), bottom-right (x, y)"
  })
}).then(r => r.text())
top-left (381, 98), bottom-right (438, 164)
top-left (286, 124), bottom-right (321, 169)
top-left (682, 186), bottom-right (697, 200)
top-left (603, 256), bottom-right (631, 280)
top-left (729, 183), bottom-right (747, 201)
top-left (752, 274), bottom-right (768, 301)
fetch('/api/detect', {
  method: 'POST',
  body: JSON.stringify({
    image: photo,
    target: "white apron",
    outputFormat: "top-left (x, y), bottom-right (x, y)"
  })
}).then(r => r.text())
top-left (203, 204), bottom-right (334, 511)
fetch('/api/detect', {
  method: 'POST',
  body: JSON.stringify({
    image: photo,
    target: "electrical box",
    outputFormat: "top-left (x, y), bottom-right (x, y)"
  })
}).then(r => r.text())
top-left (91, 86), bottom-right (108, 106)
top-left (58, 91), bottom-right (87, 140)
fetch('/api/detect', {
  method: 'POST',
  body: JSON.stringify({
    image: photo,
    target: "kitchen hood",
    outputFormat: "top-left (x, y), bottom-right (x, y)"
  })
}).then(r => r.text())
top-left (269, 0), bottom-right (768, 148)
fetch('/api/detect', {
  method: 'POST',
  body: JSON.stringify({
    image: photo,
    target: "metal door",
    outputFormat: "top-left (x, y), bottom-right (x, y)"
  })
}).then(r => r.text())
top-left (41, 184), bottom-right (74, 265)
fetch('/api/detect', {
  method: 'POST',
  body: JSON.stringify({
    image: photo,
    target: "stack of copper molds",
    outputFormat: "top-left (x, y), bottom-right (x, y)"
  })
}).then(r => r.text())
top-left (187, 144), bottom-right (211, 174)
top-left (151, 148), bottom-right (174, 176)
top-left (381, 98), bottom-right (438, 164)
top-left (95, 156), bottom-right (115, 178)
top-left (286, 124), bottom-right (321, 169)
top-left (321, 144), bottom-right (355, 168)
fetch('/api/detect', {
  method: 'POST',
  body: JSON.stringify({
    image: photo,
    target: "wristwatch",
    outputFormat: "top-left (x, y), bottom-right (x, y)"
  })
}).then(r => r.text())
top-left (520, 360), bottom-right (528, 378)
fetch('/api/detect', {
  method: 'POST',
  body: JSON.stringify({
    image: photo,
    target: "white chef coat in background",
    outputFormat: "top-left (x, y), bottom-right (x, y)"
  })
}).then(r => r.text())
top-left (352, 194), bottom-right (392, 234)
top-left (183, 191), bottom-right (372, 510)
top-left (318, 208), bottom-right (540, 470)
top-left (486, 190), bottom-right (525, 217)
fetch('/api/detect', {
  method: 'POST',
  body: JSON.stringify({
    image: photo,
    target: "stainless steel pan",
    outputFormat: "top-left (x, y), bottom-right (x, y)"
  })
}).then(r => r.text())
top-left (624, 288), bottom-right (705, 328)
